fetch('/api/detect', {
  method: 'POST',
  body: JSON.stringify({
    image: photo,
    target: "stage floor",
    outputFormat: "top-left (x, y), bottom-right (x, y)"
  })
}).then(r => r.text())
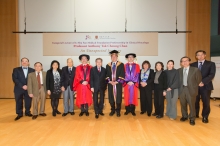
top-left (0, 99), bottom-right (219, 146)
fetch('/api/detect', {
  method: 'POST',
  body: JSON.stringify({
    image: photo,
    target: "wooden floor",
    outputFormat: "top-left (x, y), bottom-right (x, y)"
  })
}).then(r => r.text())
top-left (0, 98), bottom-right (219, 146)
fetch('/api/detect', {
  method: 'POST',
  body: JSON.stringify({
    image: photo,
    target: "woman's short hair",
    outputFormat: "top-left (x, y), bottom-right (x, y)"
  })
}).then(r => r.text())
top-left (142, 60), bottom-right (151, 69)
top-left (155, 61), bottom-right (164, 71)
top-left (167, 60), bottom-right (174, 65)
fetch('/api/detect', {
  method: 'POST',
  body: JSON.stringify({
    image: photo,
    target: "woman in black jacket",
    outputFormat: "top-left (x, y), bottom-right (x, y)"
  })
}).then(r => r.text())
top-left (152, 61), bottom-right (167, 119)
top-left (139, 60), bottom-right (155, 116)
top-left (46, 60), bottom-right (62, 116)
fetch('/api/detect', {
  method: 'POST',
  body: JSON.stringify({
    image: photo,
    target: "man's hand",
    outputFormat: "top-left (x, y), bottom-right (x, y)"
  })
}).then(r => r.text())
top-left (127, 82), bottom-right (134, 86)
top-left (91, 88), bottom-right (94, 92)
top-left (61, 86), bottom-right (65, 92)
top-left (163, 91), bottom-right (166, 96)
top-left (141, 82), bottom-right (147, 87)
top-left (82, 81), bottom-right (88, 85)
top-left (167, 88), bottom-right (171, 91)
top-left (29, 94), bottom-right (33, 98)
top-left (22, 85), bottom-right (27, 90)
top-left (47, 90), bottom-right (51, 95)
top-left (199, 82), bottom-right (204, 87)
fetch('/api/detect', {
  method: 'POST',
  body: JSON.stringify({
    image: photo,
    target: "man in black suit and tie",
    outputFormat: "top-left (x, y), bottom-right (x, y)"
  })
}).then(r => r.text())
top-left (12, 57), bottom-right (35, 121)
top-left (190, 50), bottom-right (216, 123)
top-left (90, 58), bottom-right (107, 119)
top-left (61, 58), bottom-right (76, 116)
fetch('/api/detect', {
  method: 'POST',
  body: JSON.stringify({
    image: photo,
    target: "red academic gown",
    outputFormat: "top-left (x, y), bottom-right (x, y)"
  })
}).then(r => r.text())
top-left (73, 64), bottom-right (93, 108)
top-left (123, 63), bottom-right (140, 106)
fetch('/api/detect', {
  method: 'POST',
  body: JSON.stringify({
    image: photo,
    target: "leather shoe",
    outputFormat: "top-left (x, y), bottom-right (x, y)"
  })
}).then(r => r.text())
top-left (95, 114), bottom-right (99, 119)
top-left (124, 111), bottom-right (129, 115)
top-left (117, 112), bottom-right (121, 117)
top-left (99, 112), bottom-right (104, 116)
top-left (85, 112), bottom-right (89, 116)
top-left (180, 117), bottom-right (188, 122)
top-left (62, 113), bottom-right (68, 117)
top-left (190, 120), bottom-right (195, 126)
top-left (196, 115), bottom-right (199, 118)
top-left (147, 113), bottom-right (151, 117)
top-left (52, 112), bottom-right (56, 117)
top-left (70, 112), bottom-right (75, 115)
top-left (140, 111), bottom-right (145, 115)
top-left (156, 115), bottom-right (163, 119)
top-left (79, 112), bottom-right (84, 117)
top-left (56, 111), bottom-right (61, 114)
top-left (14, 115), bottom-right (23, 121)
top-left (202, 117), bottom-right (209, 123)
top-left (32, 115), bottom-right (38, 120)
top-left (25, 113), bottom-right (33, 117)
top-left (152, 113), bottom-right (157, 116)
top-left (109, 111), bottom-right (115, 116)
top-left (39, 113), bottom-right (47, 116)
top-left (131, 112), bottom-right (136, 116)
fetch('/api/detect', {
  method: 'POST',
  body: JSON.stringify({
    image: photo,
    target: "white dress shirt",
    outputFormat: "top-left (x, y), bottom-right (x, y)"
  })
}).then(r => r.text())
top-left (183, 66), bottom-right (190, 75)
top-left (22, 66), bottom-right (28, 78)
top-left (198, 60), bottom-right (205, 68)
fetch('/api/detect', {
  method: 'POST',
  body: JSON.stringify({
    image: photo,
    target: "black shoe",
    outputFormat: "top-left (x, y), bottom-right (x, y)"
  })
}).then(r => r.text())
top-left (85, 112), bottom-right (89, 116)
top-left (70, 112), bottom-right (75, 115)
top-left (156, 115), bottom-right (163, 119)
top-left (180, 117), bottom-right (188, 122)
top-left (25, 113), bottom-right (33, 117)
top-left (117, 112), bottom-right (121, 117)
top-left (79, 112), bottom-right (84, 117)
top-left (109, 111), bottom-right (115, 116)
top-left (202, 117), bottom-right (209, 123)
top-left (52, 112), bottom-right (56, 117)
top-left (32, 115), bottom-right (38, 120)
top-left (196, 115), bottom-right (199, 118)
top-left (152, 113), bottom-right (157, 116)
top-left (14, 115), bottom-right (23, 121)
top-left (140, 111), bottom-right (145, 115)
top-left (99, 112), bottom-right (104, 116)
top-left (147, 113), bottom-right (151, 117)
top-left (190, 120), bottom-right (195, 126)
top-left (39, 113), bottom-right (47, 116)
top-left (95, 114), bottom-right (99, 119)
top-left (56, 111), bottom-right (61, 114)
top-left (62, 113), bottom-right (68, 117)
top-left (124, 111), bottom-right (129, 115)
top-left (131, 112), bottom-right (136, 116)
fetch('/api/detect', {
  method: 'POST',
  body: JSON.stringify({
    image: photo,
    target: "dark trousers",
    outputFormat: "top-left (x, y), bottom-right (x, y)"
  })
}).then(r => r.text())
top-left (93, 89), bottom-right (105, 114)
top-left (179, 86), bottom-right (196, 120)
top-left (14, 90), bottom-right (32, 116)
top-left (51, 98), bottom-right (59, 113)
top-left (110, 102), bottom-right (121, 113)
top-left (125, 104), bottom-right (135, 113)
top-left (81, 104), bottom-right (88, 113)
top-left (196, 87), bottom-right (211, 118)
top-left (140, 87), bottom-right (152, 114)
top-left (154, 84), bottom-right (164, 116)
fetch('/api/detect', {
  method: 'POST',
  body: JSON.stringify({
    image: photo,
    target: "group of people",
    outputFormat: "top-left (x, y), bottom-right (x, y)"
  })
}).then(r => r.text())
top-left (12, 50), bottom-right (216, 126)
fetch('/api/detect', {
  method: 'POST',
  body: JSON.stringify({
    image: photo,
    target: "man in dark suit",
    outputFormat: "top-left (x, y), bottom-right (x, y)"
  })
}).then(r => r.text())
top-left (178, 56), bottom-right (202, 126)
top-left (12, 57), bottom-right (35, 121)
top-left (190, 50), bottom-right (216, 123)
top-left (90, 58), bottom-right (107, 119)
top-left (61, 58), bottom-right (76, 116)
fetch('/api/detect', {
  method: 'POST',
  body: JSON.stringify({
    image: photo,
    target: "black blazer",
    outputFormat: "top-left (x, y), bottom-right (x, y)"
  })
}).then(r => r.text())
top-left (90, 66), bottom-right (107, 92)
top-left (154, 71), bottom-right (167, 91)
top-left (191, 60), bottom-right (216, 90)
top-left (12, 67), bottom-right (35, 93)
top-left (46, 69), bottom-right (62, 92)
top-left (139, 69), bottom-right (155, 90)
top-left (60, 66), bottom-right (76, 91)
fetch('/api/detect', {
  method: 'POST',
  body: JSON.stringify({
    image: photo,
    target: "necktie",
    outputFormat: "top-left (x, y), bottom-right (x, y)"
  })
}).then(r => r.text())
top-left (198, 62), bottom-right (202, 70)
top-left (69, 68), bottom-right (72, 74)
top-left (98, 68), bottom-right (101, 72)
top-left (183, 68), bottom-right (187, 86)
top-left (23, 67), bottom-right (27, 69)
top-left (112, 63), bottom-right (116, 72)
top-left (37, 72), bottom-right (41, 89)
top-left (129, 64), bottom-right (132, 71)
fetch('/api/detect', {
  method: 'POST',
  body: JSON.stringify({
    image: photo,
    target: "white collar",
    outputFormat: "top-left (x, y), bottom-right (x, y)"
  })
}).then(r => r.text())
top-left (198, 60), bottom-right (205, 64)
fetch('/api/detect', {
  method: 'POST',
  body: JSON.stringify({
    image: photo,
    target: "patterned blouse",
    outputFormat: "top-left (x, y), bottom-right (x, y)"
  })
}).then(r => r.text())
top-left (53, 70), bottom-right (61, 94)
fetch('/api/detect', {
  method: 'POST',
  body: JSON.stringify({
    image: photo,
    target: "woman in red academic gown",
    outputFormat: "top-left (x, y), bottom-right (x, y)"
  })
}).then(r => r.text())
top-left (73, 54), bottom-right (92, 117)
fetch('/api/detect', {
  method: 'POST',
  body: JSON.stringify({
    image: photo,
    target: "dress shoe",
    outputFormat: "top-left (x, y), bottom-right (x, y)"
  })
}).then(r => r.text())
top-left (109, 111), bottom-right (115, 116)
top-left (140, 111), bottom-right (145, 115)
top-left (79, 112), bottom-right (84, 117)
top-left (180, 117), bottom-right (188, 122)
top-left (14, 115), bottom-right (23, 121)
top-left (99, 112), bottom-right (104, 116)
top-left (62, 113), bottom-right (68, 117)
top-left (190, 120), bottom-right (195, 126)
top-left (25, 113), bottom-right (33, 117)
top-left (156, 115), bottom-right (163, 119)
top-left (95, 114), bottom-right (99, 119)
top-left (202, 117), bottom-right (209, 123)
top-left (39, 113), bottom-right (47, 116)
top-left (56, 111), bottom-right (61, 114)
top-left (117, 112), bottom-right (121, 117)
top-left (131, 112), bottom-right (136, 116)
top-left (147, 113), bottom-right (151, 117)
top-left (32, 115), bottom-right (38, 120)
top-left (70, 112), bottom-right (75, 115)
top-left (85, 112), bottom-right (89, 116)
top-left (152, 113), bottom-right (157, 116)
top-left (124, 111), bottom-right (129, 115)
top-left (196, 115), bottom-right (199, 118)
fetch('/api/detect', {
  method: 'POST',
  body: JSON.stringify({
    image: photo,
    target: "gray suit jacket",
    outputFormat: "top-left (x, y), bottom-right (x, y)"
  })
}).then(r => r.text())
top-left (178, 66), bottom-right (202, 97)
top-left (27, 71), bottom-right (47, 97)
